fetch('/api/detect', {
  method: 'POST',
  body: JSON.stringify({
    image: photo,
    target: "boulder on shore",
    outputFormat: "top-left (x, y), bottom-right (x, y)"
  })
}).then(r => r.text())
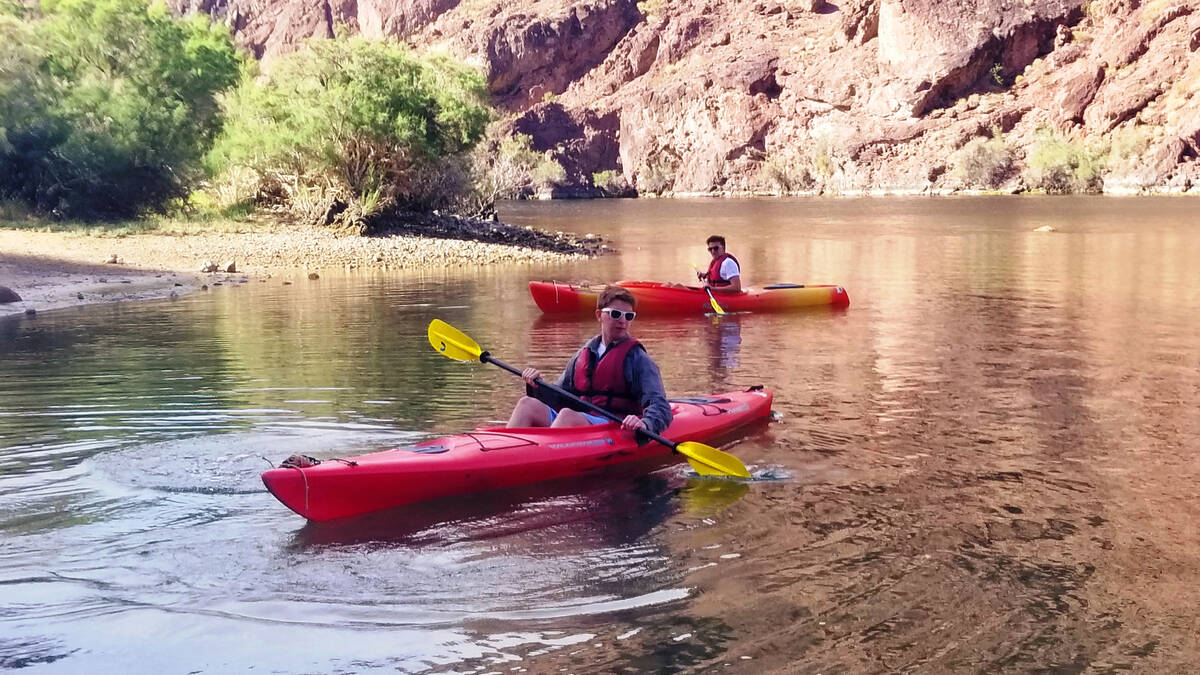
top-left (0, 285), bottom-right (21, 303)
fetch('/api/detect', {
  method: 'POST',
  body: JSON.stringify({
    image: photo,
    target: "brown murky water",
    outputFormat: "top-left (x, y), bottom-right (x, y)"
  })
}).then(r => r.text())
top-left (1, 196), bottom-right (1197, 672)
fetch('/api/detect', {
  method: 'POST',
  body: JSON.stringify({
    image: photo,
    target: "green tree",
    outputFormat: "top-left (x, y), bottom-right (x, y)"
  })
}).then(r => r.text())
top-left (209, 36), bottom-right (491, 222)
top-left (0, 0), bottom-right (241, 218)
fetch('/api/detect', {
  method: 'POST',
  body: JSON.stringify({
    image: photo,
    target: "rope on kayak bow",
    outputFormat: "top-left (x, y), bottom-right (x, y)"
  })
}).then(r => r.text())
top-left (276, 455), bottom-right (358, 518)
top-left (279, 455), bottom-right (358, 468)
top-left (281, 454), bottom-right (320, 468)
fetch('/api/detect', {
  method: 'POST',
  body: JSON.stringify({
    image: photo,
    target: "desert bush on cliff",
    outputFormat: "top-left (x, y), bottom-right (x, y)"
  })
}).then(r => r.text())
top-left (592, 170), bottom-right (632, 196)
top-left (473, 132), bottom-right (568, 202)
top-left (1103, 124), bottom-right (1154, 180)
top-left (532, 160), bottom-right (567, 191)
top-left (208, 36), bottom-right (491, 228)
top-left (1025, 128), bottom-right (1107, 194)
top-left (758, 154), bottom-right (817, 194)
top-left (636, 0), bottom-right (665, 18)
top-left (949, 132), bottom-right (1013, 189)
top-left (637, 156), bottom-right (677, 195)
top-left (0, 0), bottom-right (241, 219)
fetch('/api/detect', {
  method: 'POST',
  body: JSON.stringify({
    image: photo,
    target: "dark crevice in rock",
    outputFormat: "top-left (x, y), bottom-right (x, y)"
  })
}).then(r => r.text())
top-left (511, 103), bottom-right (622, 186)
top-left (749, 69), bottom-right (783, 99)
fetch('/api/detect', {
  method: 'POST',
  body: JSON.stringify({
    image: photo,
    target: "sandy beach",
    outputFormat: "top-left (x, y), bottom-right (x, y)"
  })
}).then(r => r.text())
top-left (0, 226), bottom-right (589, 318)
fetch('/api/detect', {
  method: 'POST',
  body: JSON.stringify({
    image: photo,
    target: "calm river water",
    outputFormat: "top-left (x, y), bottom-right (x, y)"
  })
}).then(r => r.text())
top-left (2, 196), bottom-right (1198, 673)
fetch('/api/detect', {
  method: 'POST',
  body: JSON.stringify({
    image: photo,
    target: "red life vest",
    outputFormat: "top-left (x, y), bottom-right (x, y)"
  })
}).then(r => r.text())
top-left (572, 337), bottom-right (644, 416)
top-left (704, 253), bottom-right (740, 286)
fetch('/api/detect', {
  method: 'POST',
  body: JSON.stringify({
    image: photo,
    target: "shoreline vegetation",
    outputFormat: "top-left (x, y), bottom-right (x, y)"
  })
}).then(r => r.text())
top-left (0, 2), bottom-right (601, 318)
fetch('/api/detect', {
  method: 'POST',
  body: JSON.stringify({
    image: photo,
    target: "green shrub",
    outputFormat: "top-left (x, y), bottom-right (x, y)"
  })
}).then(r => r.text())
top-left (592, 169), bottom-right (631, 195)
top-left (758, 153), bottom-right (816, 193)
top-left (493, 133), bottom-right (543, 194)
top-left (592, 170), bottom-right (617, 189)
top-left (809, 135), bottom-right (837, 180)
top-left (0, 198), bottom-right (37, 224)
top-left (209, 36), bottom-right (491, 222)
top-left (990, 63), bottom-right (1008, 87)
top-left (531, 157), bottom-right (567, 191)
top-left (1107, 124), bottom-right (1154, 165)
top-left (473, 132), bottom-right (566, 202)
top-left (637, 156), bottom-right (675, 195)
top-left (1025, 128), bottom-right (1106, 194)
top-left (0, 0), bottom-right (242, 219)
top-left (949, 131), bottom-right (1013, 188)
top-left (1099, 123), bottom-right (1156, 186)
top-left (637, 0), bottom-right (664, 17)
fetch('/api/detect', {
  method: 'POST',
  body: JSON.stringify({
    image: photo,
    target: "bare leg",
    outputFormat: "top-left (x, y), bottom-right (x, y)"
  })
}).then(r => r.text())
top-left (507, 396), bottom-right (553, 428)
top-left (550, 408), bottom-right (595, 428)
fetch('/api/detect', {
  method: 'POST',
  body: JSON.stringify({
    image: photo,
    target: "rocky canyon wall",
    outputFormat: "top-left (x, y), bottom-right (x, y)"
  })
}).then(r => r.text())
top-left (172, 0), bottom-right (1200, 194)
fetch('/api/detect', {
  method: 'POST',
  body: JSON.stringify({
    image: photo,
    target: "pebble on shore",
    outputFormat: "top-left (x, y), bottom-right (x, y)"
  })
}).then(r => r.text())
top-left (1, 221), bottom-right (601, 318)
top-left (3, 222), bottom-right (598, 281)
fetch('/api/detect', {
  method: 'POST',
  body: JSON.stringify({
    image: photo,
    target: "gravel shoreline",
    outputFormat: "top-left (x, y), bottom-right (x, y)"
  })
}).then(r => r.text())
top-left (0, 223), bottom-right (597, 318)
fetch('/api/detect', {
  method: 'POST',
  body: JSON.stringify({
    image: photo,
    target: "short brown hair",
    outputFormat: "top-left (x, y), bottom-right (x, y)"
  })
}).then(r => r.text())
top-left (706, 235), bottom-right (726, 247)
top-left (597, 285), bottom-right (636, 309)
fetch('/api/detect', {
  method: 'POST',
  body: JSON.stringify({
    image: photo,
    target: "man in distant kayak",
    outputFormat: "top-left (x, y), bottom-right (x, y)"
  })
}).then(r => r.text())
top-left (507, 285), bottom-right (673, 435)
top-left (697, 235), bottom-right (742, 292)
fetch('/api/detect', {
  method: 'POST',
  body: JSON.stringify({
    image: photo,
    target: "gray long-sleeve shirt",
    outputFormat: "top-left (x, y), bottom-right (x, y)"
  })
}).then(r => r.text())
top-left (528, 335), bottom-right (674, 436)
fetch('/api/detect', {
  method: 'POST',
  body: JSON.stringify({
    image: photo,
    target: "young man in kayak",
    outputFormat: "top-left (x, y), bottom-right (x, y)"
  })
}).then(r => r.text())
top-left (697, 235), bottom-right (742, 292)
top-left (507, 286), bottom-right (673, 435)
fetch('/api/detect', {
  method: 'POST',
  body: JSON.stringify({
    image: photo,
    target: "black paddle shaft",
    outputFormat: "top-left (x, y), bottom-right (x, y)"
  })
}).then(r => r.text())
top-left (480, 352), bottom-right (676, 449)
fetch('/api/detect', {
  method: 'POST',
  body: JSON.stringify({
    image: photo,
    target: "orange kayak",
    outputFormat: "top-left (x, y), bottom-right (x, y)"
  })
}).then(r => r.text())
top-left (529, 280), bottom-right (849, 315)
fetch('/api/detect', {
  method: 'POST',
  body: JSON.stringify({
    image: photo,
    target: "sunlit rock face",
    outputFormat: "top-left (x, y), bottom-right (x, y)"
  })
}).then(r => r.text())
top-left (170, 0), bottom-right (1200, 194)
top-left (876, 0), bottom-right (1078, 118)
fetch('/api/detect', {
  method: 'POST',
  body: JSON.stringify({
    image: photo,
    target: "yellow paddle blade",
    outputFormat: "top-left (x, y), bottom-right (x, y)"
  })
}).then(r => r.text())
top-left (427, 319), bottom-right (483, 362)
top-left (675, 441), bottom-right (751, 478)
top-left (706, 291), bottom-right (727, 316)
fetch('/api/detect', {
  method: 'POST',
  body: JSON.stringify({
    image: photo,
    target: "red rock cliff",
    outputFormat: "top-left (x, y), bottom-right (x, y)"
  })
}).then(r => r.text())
top-left (174, 0), bottom-right (1200, 194)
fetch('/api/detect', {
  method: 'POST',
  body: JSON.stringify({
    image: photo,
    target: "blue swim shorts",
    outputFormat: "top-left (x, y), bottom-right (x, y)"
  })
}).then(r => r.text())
top-left (544, 402), bottom-right (610, 425)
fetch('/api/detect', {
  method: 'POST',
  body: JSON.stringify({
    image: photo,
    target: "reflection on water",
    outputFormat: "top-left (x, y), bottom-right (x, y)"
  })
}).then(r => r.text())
top-left (707, 314), bottom-right (742, 372)
top-left (2, 196), bottom-right (1199, 672)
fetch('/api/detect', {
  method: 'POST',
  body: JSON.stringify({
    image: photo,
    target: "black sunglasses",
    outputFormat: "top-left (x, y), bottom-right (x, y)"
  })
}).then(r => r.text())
top-left (707, 245), bottom-right (721, 252)
top-left (600, 307), bottom-right (636, 321)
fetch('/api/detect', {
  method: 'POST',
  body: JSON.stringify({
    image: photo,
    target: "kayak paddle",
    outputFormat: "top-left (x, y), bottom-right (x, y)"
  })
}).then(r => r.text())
top-left (691, 260), bottom-right (727, 315)
top-left (427, 319), bottom-right (751, 478)
top-left (704, 286), bottom-right (728, 316)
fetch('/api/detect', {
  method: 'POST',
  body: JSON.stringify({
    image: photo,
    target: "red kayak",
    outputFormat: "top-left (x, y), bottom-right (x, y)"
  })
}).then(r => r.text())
top-left (262, 388), bottom-right (773, 521)
top-left (529, 280), bottom-right (849, 315)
